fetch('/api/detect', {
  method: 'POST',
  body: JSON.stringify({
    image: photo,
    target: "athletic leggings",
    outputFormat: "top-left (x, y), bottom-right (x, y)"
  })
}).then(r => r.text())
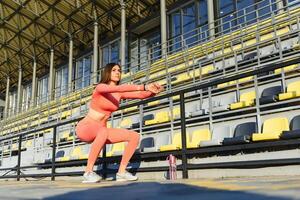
top-left (75, 115), bottom-right (140, 172)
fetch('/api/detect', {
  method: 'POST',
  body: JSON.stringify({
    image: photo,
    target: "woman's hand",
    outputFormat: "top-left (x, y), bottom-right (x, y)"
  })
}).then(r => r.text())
top-left (145, 83), bottom-right (164, 94)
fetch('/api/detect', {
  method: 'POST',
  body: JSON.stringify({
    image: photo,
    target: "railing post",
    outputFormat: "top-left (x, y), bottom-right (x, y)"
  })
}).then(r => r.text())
top-left (51, 127), bottom-right (57, 181)
top-left (179, 92), bottom-right (188, 179)
top-left (16, 134), bottom-right (22, 181)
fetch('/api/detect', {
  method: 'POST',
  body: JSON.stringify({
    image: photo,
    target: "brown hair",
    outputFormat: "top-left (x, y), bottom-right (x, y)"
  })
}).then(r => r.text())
top-left (99, 63), bottom-right (121, 85)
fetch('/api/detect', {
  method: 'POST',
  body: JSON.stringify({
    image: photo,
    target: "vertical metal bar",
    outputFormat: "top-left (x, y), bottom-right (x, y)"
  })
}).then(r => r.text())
top-left (179, 92), bottom-right (188, 179)
top-left (16, 134), bottom-right (22, 181)
top-left (51, 127), bottom-right (57, 181)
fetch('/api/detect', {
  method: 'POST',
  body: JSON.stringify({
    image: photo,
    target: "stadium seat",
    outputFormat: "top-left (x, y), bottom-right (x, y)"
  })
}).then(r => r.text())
top-left (194, 65), bottom-right (215, 77)
top-left (190, 101), bottom-right (209, 117)
top-left (143, 134), bottom-right (170, 152)
top-left (106, 142), bottom-right (126, 156)
top-left (171, 72), bottom-right (191, 85)
top-left (281, 115), bottom-right (300, 139)
top-left (223, 122), bottom-right (258, 145)
top-left (160, 132), bottom-right (189, 151)
top-left (230, 91), bottom-right (256, 110)
top-left (142, 114), bottom-right (155, 125)
top-left (238, 52), bottom-right (257, 63)
top-left (200, 125), bottom-right (232, 147)
top-left (278, 81), bottom-right (300, 100)
top-left (138, 137), bottom-right (155, 153)
top-left (187, 129), bottom-right (211, 148)
top-left (120, 118), bottom-right (133, 129)
top-left (144, 111), bottom-right (170, 125)
top-left (252, 117), bottom-right (289, 141)
top-left (274, 64), bottom-right (298, 74)
top-left (259, 86), bottom-right (282, 104)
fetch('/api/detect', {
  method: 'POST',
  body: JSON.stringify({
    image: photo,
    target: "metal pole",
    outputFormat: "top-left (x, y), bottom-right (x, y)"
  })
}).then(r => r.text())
top-left (31, 58), bottom-right (37, 107)
top-left (16, 66), bottom-right (22, 113)
top-left (16, 134), bottom-right (22, 181)
top-left (4, 76), bottom-right (10, 118)
top-left (93, 22), bottom-right (98, 84)
top-left (120, 0), bottom-right (126, 67)
top-left (180, 92), bottom-right (188, 179)
top-left (49, 49), bottom-right (54, 101)
top-left (207, 0), bottom-right (215, 39)
top-left (51, 127), bottom-right (57, 181)
top-left (68, 37), bottom-right (73, 92)
top-left (160, 0), bottom-right (167, 56)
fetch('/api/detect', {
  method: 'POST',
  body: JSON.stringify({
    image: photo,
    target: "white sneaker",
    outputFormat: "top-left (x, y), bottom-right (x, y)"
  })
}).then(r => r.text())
top-left (116, 171), bottom-right (138, 182)
top-left (82, 171), bottom-right (101, 183)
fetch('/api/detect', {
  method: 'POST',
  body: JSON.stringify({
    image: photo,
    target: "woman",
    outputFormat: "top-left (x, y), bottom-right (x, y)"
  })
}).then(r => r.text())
top-left (76, 63), bottom-right (163, 183)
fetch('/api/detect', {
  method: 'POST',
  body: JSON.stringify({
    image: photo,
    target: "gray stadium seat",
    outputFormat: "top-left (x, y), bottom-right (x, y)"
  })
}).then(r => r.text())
top-left (281, 115), bottom-right (300, 139)
top-left (259, 86), bottom-right (282, 104)
top-left (143, 134), bottom-right (170, 153)
top-left (223, 122), bottom-right (258, 145)
top-left (200, 125), bottom-right (232, 147)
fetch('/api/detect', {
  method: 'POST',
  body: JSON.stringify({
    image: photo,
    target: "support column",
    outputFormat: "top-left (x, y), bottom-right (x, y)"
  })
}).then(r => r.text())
top-left (68, 37), bottom-right (73, 92)
top-left (31, 58), bottom-right (37, 107)
top-left (4, 76), bottom-right (10, 118)
top-left (16, 66), bottom-right (22, 113)
top-left (207, 0), bottom-right (215, 39)
top-left (49, 49), bottom-right (54, 101)
top-left (93, 23), bottom-right (98, 84)
top-left (120, 0), bottom-right (126, 67)
top-left (160, 0), bottom-right (167, 56)
top-left (277, 0), bottom-right (284, 13)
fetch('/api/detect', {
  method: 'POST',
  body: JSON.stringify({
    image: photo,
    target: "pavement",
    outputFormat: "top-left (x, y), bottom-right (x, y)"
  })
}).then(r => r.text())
top-left (0, 175), bottom-right (300, 200)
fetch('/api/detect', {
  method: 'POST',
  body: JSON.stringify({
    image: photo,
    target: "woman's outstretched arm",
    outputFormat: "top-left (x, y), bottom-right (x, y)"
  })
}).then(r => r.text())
top-left (120, 91), bottom-right (156, 99)
top-left (95, 83), bottom-right (144, 93)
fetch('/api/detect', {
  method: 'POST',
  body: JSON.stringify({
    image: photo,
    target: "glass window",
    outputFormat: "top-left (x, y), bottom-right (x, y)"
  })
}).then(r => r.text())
top-left (111, 41), bottom-right (120, 63)
top-left (169, 11), bottom-right (182, 52)
top-left (55, 65), bottom-right (68, 98)
top-left (102, 46), bottom-right (110, 66)
top-left (37, 75), bottom-right (49, 104)
top-left (183, 3), bottom-right (197, 47)
top-left (22, 83), bottom-right (32, 111)
top-left (75, 55), bottom-right (92, 90)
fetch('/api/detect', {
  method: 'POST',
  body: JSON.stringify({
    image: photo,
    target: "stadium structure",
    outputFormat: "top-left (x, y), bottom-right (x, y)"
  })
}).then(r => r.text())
top-left (0, 0), bottom-right (300, 182)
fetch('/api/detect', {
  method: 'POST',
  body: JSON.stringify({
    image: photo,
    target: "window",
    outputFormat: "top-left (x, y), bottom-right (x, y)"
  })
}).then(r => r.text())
top-left (22, 83), bottom-right (32, 111)
top-left (37, 75), bottom-right (49, 104)
top-left (101, 40), bottom-right (120, 66)
top-left (75, 55), bottom-right (92, 90)
top-left (183, 4), bottom-right (197, 47)
top-left (217, 0), bottom-right (277, 34)
top-left (55, 65), bottom-right (68, 98)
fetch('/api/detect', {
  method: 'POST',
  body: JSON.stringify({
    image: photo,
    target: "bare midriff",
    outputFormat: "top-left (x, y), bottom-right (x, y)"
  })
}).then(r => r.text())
top-left (86, 108), bottom-right (110, 126)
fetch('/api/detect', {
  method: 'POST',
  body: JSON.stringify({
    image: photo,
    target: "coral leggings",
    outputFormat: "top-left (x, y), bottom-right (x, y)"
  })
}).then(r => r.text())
top-left (76, 116), bottom-right (140, 171)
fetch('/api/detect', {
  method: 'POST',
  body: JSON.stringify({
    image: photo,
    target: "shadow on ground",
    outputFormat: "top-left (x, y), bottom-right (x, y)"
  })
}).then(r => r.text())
top-left (43, 181), bottom-right (290, 200)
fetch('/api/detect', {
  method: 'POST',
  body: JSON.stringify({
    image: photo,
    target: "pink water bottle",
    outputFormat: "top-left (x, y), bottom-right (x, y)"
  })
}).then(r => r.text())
top-left (167, 154), bottom-right (177, 180)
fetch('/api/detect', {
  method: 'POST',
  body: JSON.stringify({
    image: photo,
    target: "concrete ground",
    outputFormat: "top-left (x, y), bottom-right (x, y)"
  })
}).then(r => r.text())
top-left (1, 175), bottom-right (300, 200)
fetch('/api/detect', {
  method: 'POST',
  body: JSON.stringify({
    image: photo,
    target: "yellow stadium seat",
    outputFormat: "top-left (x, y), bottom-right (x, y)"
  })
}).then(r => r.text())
top-left (238, 76), bottom-right (253, 83)
top-left (160, 132), bottom-right (189, 151)
top-left (157, 79), bottom-right (167, 86)
top-left (172, 107), bottom-right (181, 119)
top-left (194, 65), bottom-right (214, 77)
top-left (244, 38), bottom-right (257, 46)
top-left (260, 33), bottom-right (273, 41)
top-left (172, 95), bottom-right (180, 101)
top-left (70, 146), bottom-right (84, 160)
top-left (172, 72), bottom-right (191, 85)
top-left (230, 91), bottom-right (256, 110)
top-left (124, 106), bottom-right (138, 112)
top-left (106, 142), bottom-right (125, 157)
top-left (148, 100), bottom-right (160, 106)
top-left (145, 111), bottom-right (170, 125)
top-left (187, 129), bottom-right (211, 148)
top-left (217, 82), bottom-right (228, 88)
top-left (278, 81), bottom-right (300, 100)
top-left (274, 64), bottom-right (298, 74)
top-left (252, 117), bottom-right (289, 141)
top-left (120, 118), bottom-right (132, 128)
top-left (25, 140), bottom-right (33, 148)
top-left (276, 27), bottom-right (290, 36)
